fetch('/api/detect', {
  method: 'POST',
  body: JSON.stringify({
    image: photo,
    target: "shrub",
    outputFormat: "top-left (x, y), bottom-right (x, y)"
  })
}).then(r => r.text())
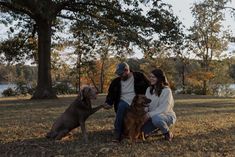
top-left (2, 88), bottom-right (17, 97)
top-left (15, 81), bottom-right (35, 96)
top-left (53, 82), bottom-right (76, 95)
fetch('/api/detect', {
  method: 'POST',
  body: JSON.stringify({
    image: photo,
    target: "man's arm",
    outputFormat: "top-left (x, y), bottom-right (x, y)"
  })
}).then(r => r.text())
top-left (103, 78), bottom-right (119, 109)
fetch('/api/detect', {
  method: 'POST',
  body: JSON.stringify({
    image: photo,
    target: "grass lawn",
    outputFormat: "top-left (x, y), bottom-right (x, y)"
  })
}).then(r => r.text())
top-left (0, 94), bottom-right (234, 157)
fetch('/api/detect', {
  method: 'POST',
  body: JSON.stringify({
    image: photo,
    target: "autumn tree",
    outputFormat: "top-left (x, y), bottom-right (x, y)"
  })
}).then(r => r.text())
top-left (209, 59), bottom-right (234, 95)
top-left (188, 0), bottom-right (230, 95)
top-left (51, 50), bottom-right (71, 83)
top-left (174, 55), bottom-right (190, 93)
top-left (71, 25), bottom-right (131, 93)
top-left (0, 63), bottom-right (15, 83)
top-left (68, 32), bottom-right (96, 92)
top-left (0, 0), bottom-right (182, 99)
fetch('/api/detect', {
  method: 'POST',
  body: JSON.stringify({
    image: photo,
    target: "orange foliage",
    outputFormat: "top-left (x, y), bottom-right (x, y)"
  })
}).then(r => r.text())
top-left (186, 71), bottom-right (215, 87)
top-left (80, 59), bottom-right (117, 93)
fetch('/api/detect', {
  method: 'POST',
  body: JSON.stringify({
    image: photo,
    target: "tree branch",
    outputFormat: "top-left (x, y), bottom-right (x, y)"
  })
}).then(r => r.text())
top-left (57, 14), bottom-right (77, 20)
top-left (224, 6), bottom-right (235, 11)
top-left (0, 1), bottom-right (35, 19)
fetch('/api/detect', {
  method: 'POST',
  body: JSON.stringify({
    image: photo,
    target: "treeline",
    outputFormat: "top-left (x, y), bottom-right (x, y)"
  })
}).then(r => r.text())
top-left (0, 63), bottom-right (37, 85)
top-left (1, 0), bottom-right (235, 99)
top-left (1, 56), bottom-right (235, 97)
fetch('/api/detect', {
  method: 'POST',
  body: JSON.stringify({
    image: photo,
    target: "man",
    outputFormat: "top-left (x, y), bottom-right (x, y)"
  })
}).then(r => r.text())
top-left (103, 62), bottom-right (149, 142)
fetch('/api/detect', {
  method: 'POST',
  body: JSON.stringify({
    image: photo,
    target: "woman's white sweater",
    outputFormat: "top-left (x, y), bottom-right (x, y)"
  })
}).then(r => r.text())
top-left (145, 86), bottom-right (176, 118)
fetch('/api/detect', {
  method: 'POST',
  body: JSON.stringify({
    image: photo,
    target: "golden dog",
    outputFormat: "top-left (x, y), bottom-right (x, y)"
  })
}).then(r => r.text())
top-left (123, 95), bottom-right (151, 142)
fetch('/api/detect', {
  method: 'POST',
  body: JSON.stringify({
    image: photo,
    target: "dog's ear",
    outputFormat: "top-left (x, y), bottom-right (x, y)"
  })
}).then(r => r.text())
top-left (80, 87), bottom-right (86, 100)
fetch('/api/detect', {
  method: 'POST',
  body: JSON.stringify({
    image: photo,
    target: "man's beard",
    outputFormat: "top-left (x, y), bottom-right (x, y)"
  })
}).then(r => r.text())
top-left (121, 75), bottom-right (129, 81)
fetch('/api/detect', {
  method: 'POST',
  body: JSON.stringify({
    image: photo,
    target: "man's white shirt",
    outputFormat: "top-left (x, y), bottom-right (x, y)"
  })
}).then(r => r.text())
top-left (120, 74), bottom-right (135, 105)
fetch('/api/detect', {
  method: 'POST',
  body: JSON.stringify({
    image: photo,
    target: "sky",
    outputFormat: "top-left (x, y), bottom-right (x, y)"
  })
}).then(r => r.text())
top-left (169, 0), bottom-right (235, 33)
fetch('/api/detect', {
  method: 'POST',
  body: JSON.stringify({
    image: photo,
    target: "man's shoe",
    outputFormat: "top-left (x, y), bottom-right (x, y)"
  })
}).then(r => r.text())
top-left (164, 131), bottom-right (173, 141)
top-left (112, 132), bottom-right (121, 142)
top-left (112, 138), bottom-right (120, 143)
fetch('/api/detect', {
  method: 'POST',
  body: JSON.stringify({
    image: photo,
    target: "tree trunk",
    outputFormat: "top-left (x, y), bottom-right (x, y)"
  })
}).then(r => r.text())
top-left (182, 64), bottom-right (185, 93)
top-left (31, 18), bottom-right (57, 99)
top-left (202, 80), bottom-right (207, 95)
top-left (77, 53), bottom-right (81, 92)
top-left (99, 58), bottom-right (105, 93)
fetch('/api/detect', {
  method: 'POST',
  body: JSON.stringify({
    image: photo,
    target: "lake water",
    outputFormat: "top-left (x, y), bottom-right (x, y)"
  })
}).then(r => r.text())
top-left (230, 84), bottom-right (235, 89)
top-left (0, 83), bottom-right (235, 97)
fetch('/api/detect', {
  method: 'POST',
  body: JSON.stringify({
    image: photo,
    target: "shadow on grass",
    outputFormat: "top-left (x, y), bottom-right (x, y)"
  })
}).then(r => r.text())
top-left (0, 129), bottom-right (114, 157)
top-left (1, 126), bottom-right (235, 157)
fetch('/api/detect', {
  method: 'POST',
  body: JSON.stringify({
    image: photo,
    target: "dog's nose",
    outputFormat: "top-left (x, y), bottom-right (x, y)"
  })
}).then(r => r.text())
top-left (146, 99), bottom-right (151, 103)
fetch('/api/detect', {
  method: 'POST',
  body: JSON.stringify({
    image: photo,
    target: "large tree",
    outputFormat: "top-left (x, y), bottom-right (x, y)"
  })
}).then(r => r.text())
top-left (188, 0), bottom-right (230, 95)
top-left (0, 0), bottom-right (182, 99)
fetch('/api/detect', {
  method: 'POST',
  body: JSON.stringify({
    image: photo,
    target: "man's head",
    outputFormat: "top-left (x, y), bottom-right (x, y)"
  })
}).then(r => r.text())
top-left (115, 62), bottom-right (130, 80)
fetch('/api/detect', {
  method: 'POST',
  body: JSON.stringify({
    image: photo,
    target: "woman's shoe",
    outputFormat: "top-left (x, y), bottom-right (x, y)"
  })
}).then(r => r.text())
top-left (164, 131), bottom-right (173, 141)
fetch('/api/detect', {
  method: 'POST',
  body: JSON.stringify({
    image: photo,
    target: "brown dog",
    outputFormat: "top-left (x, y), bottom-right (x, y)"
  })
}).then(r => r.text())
top-left (123, 95), bottom-right (151, 142)
top-left (46, 86), bottom-right (102, 143)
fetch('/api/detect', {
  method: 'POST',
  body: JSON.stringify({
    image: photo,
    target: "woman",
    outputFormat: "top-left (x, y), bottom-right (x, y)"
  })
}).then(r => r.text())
top-left (142, 68), bottom-right (176, 141)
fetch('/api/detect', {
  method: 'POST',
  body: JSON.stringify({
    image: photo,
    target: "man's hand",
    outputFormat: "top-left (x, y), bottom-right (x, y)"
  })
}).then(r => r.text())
top-left (102, 103), bottom-right (112, 110)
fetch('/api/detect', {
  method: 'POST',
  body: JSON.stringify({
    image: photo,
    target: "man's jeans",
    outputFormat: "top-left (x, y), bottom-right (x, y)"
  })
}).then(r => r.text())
top-left (142, 114), bottom-right (176, 135)
top-left (114, 100), bottom-right (129, 138)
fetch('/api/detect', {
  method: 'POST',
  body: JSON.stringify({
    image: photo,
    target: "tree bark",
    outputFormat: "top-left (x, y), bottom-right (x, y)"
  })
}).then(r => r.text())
top-left (77, 53), bottom-right (81, 92)
top-left (31, 18), bottom-right (57, 99)
top-left (182, 64), bottom-right (185, 93)
top-left (99, 58), bottom-right (105, 93)
top-left (202, 80), bottom-right (207, 95)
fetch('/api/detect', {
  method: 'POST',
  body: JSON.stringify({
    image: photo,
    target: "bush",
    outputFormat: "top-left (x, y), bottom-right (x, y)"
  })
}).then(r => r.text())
top-left (53, 82), bottom-right (76, 95)
top-left (2, 88), bottom-right (17, 97)
top-left (182, 86), bottom-right (203, 95)
top-left (15, 82), bottom-right (35, 96)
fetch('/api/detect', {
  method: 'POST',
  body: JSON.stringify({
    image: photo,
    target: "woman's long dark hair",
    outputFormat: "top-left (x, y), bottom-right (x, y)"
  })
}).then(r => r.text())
top-left (150, 68), bottom-right (169, 96)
